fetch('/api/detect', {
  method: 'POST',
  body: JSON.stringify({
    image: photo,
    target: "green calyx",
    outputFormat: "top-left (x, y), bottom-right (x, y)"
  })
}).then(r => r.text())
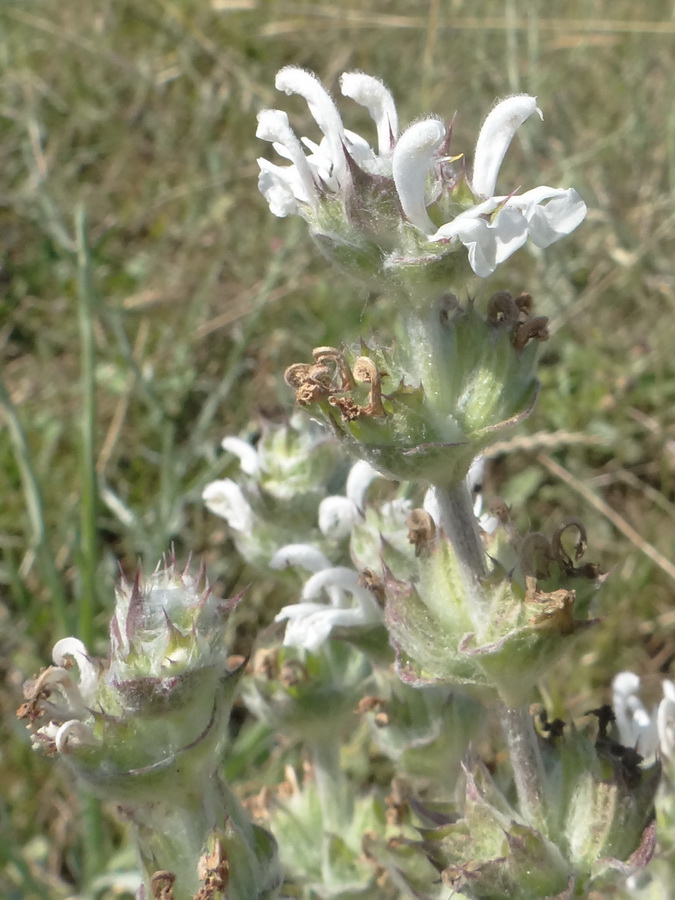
top-left (384, 511), bottom-right (605, 706)
top-left (284, 291), bottom-right (544, 489)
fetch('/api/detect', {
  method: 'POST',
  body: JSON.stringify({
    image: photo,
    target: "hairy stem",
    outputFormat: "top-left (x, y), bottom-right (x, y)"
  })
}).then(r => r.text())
top-left (436, 481), bottom-right (547, 832)
top-left (435, 481), bottom-right (487, 579)
top-left (500, 703), bottom-right (548, 834)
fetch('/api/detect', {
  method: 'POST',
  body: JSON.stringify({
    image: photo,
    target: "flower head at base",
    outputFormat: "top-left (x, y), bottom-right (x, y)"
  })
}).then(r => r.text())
top-left (18, 557), bottom-right (245, 802)
top-left (257, 67), bottom-right (586, 284)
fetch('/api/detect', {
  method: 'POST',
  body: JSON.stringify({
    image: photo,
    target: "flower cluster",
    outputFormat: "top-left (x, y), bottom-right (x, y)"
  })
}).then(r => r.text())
top-left (257, 66), bottom-right (586, 280)
top-left (18, 560), bottom-right (280, 898)
top-left (202, 414), bottom-right (345, 567)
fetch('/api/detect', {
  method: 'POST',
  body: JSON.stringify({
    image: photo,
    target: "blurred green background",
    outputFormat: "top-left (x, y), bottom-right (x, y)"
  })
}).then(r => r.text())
top-left (1, 0), bottom-right (674, 895)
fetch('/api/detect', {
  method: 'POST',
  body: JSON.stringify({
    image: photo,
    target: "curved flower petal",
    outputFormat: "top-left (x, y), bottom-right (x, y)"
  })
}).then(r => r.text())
top-left (256, 109), bottom-right (318, 208)
top-left (612, 671), bottom-right (659, 757)
top-left (257, 160), bottom-right (301, 217)
top-left (276, 67), bottom-right (347, 183)
top-left (301, 565), bottom-right (363, 602)
top-left (472, 95), bottom-right (541, 197)
top-left (52, 637), bottom-right (98, 704)
top-left (270, 543), bottom-right (332, 573)
top-left (392, 118), bottom-right (446, 234)
top-left (55, 719), bottom-right (96, 754)
top-left (345, 459), bottom-right (382, 510)
top-left (340, 72), bottom-right (398, 156)
top-left (221, 436), bottom-right (261, 477)
top-left (202, 479), bottom-right (253, 533)
top-left (657, 680), bottom-right (675, 760)
top-left (318, 495), bottom-right (359, 540)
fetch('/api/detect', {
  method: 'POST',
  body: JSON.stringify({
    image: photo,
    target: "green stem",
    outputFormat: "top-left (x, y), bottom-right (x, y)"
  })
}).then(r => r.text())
top-left (435, 481), bottom-right (487, 579)
top-left (435, 481), bottom-right (547, 833)
top-left (131, 771), bottom-right (278, 899)
top-left (310, 738), bottom-right (350, 835)
top-left (75, 207), bottom-right (99, 649)
top-left (75, 208), bottom-right (104, 883)
top-left (500, 703), bottom-right (548, 834)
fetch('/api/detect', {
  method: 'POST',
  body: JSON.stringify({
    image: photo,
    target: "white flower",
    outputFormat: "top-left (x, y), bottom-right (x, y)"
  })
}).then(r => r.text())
top-left (257, 67), bottom-right (398, 217)
top-left (22, 638), bottom-right (100, 753)
top-left (397, 93), bottom-right (587, 277)
top-left (612, 671), bottom-right (659, 757)
top-left (275, 564), bottom-right (382, 653)
top-left (257, 66), bottom-right (586, 278)
top-left (202, 479), bottom-right (254, 533)
top-left (318, 459), bottom-right (382, 540)
top-left (657, 679), bottom-right (675, 761)
top-left (429, 185), bottom-right (587, 278)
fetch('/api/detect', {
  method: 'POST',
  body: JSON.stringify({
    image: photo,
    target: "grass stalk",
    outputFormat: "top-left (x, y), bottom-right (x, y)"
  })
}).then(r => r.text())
top-left (75, 207), bottom-right (106, 881)
top-left (0, 376), bottom-right (70, 635)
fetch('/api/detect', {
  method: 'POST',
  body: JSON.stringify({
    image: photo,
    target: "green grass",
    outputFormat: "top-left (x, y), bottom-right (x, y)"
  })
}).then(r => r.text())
top-left (2, 0), bottom-right (675, 895)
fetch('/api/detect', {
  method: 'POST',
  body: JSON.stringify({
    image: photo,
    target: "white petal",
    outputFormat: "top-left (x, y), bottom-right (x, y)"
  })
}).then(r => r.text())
top-left (257, 161), bottom-right (299, 217)
top-left (345, 459), bottom-right (382, 510)
top-left (392, 118), bottom-right (446, 234)
top-left (221, 436), bottom-right (261, 476)
top-left (513, 187), bottom-right (587, 248)
top-left (318, 496), bottom-right (358, 540)
top-left (55, 719), bottom-right (95, 754)
top-left (301, 565), bottom-right (362, 601)
top-left (340, 71), bottom-right (398, 155)
top-left (472, 95), bottom-right (541, 197)
top-left (202, 479), bottom-right (253, 532)
top-left (612, 671), bottom-right (641, 698)
top-left (256, 109), bottom-right (317, 208)
top-left (270, 543), bottom-right (332, 573)
top-left (276, 605), bottom-right (341, 652)
top-left (302, 566), bottom-right (381, 624)
top-left (275, 67), bottom-right (346, 182)
top-left (423, 487), bottom-right (440, 525)
top-left (658, 680), bottom-right (675, 760)
top-left (52, 637), bottom-right (98, 703)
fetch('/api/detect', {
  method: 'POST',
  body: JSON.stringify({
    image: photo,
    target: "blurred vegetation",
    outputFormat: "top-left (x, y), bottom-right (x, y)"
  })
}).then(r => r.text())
top-left (1, 0), bottom-right (674, 895)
